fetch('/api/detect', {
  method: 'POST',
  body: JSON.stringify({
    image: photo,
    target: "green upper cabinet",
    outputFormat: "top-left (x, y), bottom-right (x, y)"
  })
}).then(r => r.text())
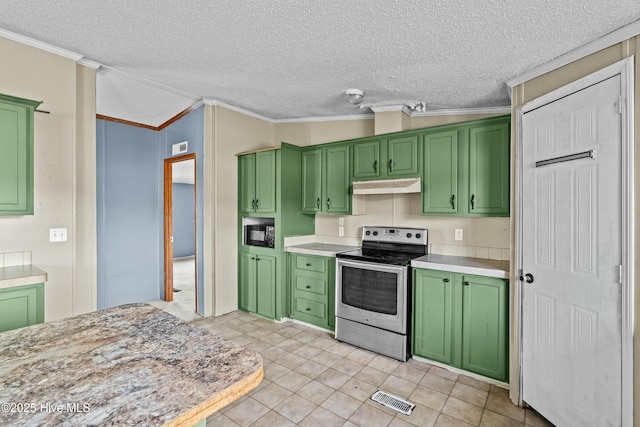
top-left (238, 150), bottom-right (276, 213)
top-left (352, 134), bottom-right (419, 180)
top-left (387, 135), bottom-right (419, 177)
top-left (352, 139), bottom-right (380, 179)
top-left (421, 115), bottom-right (510, 217)
top-left (468, 121), bottom-right (510, 215)
top-left (301, 144), bottom-right (351, 215)
top-left (0, 94), bottom-right (41, 216)
top-left (422, 130), bottom-right (459, 214)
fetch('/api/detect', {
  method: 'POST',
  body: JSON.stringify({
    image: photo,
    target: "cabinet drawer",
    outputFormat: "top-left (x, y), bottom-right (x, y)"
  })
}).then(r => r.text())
top-left (295, 255), bottom-right (326, 273)
top-left (295, 297), bottom-right (326, 320)
top-left (295, 275), bottom-right (326, 296)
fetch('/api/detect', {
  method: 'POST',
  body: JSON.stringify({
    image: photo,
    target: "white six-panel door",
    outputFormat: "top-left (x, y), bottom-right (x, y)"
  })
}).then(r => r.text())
top-left (521, 75), bottom-right (622, 426)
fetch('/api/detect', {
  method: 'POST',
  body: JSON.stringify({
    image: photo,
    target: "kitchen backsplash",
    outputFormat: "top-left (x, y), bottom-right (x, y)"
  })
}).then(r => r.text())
top-left (0, 251), bottom-right (33, 268)
top-left (314, 193), bottom-right (510, 260)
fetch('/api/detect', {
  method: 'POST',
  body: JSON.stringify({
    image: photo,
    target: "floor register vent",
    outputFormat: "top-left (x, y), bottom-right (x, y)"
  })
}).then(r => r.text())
top-left (370, 390), bottom-right (415, 415)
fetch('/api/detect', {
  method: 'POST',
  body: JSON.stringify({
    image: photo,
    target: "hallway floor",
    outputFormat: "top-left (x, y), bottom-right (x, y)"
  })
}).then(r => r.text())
top-left (191, 310), bottom-right (554, 427)
top-left (148, 256), bottom-right (200, 322)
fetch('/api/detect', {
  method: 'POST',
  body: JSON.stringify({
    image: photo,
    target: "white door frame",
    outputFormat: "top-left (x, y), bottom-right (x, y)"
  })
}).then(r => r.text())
top-left (515, 56), bottom-right (634, 426)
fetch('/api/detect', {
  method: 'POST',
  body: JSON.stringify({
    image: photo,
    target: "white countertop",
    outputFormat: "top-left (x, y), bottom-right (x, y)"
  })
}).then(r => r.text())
top-left (284, 242), bottom-right (359, 257)
top-left (0, 265), bottom-right (48, 290)
top-left (412, 254), bottom-right (510, 279)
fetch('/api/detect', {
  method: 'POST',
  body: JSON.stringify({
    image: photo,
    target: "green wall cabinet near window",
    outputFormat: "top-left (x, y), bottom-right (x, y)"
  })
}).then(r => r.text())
top-left (289, 253), bottom-right (335, 331)
top-left (301, 144), bottom-right (351, 214)
top-left (0, 283), bottom-right (44, 332)
top-left (238, 252), bottom-right (276, 319)
top-left (422, 115), bottom-right (510, 217)
top-left (0, 94), bottom-right (41, 216)
top-left (238, 150), bottom-right (276, 213)
top-left (412, 268), bottom-right (509, 382)
top-left (352, 134), bottom-right (420, 180)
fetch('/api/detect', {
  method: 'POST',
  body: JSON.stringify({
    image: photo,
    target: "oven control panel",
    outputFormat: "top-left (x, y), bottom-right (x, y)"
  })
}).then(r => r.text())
top-left (362, 226), bottom-right (428, 245)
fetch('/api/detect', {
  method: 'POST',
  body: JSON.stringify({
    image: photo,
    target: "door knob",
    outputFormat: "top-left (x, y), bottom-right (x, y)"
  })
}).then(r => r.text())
top-left (520, 273), bottom-right (534, 283)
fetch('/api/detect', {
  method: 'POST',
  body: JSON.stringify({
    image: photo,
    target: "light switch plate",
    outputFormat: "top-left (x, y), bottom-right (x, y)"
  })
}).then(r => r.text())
top-left (455, 229), bottom-right (463, 241)
top-left (49, 228), bottom-right (67, 242)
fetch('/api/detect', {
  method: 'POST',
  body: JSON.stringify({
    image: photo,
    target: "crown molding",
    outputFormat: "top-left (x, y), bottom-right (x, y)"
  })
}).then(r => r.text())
top-left (77, 58), bottom-right (102, 69)
top-left (0, 28), bottom-right (83, 61)
top-left (273, 113), bottom-right (374, 123)
top-left (507, 18), bottom-right (640, 88)
top-left (409, 106), bottom-right (511, 117)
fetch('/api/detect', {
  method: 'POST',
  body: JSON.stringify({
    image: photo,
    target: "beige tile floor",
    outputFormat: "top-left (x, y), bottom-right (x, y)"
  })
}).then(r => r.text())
top-left (191, 310), bottom-right (555, 427)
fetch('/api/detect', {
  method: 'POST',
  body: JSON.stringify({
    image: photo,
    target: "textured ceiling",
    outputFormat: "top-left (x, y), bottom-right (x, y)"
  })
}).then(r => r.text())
top-left (1, 1), bottom-right (640, 123)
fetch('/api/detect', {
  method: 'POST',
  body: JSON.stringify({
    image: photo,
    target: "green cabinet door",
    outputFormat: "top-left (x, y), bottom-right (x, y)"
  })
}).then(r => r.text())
top-left (413, 269), bottom-right (455, 365)
top-left (238, 150), bottom-right (276, 213)
top-left (238, 154), bottom-right (256, 213)
top-left (255, 151), bottom-right (276, 213)
top-left (461, 274), bottom-right (509, 381)
top-left (0, 283), bottom-right (44, 332)
top-left (256, 254), bottom-right (276, 319)
top-left (301, 149), bottom-right (322, 213)
top-left (324, 145), bottom-right (350, 214)
top-left (353, 140), bottom-right (381, 179)
top-left (468, 122), bottom-right (510, 215)
top-left (387, 135), bottom-right (419, 177)
top-left (423, 130), bottom-right (458, 214)
top-left (238, 252), bottom-right (257, 312)
top-left (0, 94), bottom-right (40, 216)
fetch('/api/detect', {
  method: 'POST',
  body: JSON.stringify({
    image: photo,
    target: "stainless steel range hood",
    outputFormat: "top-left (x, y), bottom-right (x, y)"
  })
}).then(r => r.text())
top-left (352, 177), bottom-right (421, 195)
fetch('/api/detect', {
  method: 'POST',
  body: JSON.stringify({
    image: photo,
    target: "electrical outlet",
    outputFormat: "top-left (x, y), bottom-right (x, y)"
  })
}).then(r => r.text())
top-left (455, 228), bottom-right (463, 241)
top-left (49, 228), bottom-right (67, 242)
top-left (338, 226), bottom-right (345, 237)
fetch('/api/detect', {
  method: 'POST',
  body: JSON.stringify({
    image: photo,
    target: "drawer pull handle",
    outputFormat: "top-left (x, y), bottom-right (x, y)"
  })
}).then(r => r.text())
top-left (306, 263), bottom-right (311, 267)
top-left (306, 285), bottom-right (311, 289)
top-left (464, 281), bottom-right (470, 286)
top-left (306, 307), bottom-right (311, 311)
top-left (373, 160), bottom-right (378, 173)
top-left (470, 194), bottom-right (475, 210)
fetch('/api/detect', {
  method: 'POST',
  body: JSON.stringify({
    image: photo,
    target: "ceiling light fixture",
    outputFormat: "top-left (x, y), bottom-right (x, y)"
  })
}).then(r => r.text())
top-left (344, 89), bottom-right (364, 105)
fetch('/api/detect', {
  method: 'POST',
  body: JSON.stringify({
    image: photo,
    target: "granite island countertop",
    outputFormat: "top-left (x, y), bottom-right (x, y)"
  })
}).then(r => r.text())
top-left (412, 254), bottom-right (510, 279)
top-left (0, 304), bottom-right (263, 427)
top-left (284, 242), bottom-right (359, 257)
top-left (0, 265), bottom-right (47, 290)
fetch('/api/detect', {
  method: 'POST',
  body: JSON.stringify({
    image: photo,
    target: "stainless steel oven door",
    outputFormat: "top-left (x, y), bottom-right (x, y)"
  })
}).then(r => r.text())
top-left (336, 258), bottom-right (407, 334)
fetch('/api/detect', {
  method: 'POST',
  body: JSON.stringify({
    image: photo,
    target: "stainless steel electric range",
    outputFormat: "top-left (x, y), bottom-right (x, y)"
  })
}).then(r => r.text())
top-left (335, 226), bottom-right (428, 361)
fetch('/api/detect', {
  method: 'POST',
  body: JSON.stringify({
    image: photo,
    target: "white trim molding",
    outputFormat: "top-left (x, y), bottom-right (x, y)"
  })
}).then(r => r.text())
top-left (515, 56), bottom-right (634, 427)
top-left (410, 105), bottom-right (511, 117)
top-left (507, 19), bottom-right (640, 88)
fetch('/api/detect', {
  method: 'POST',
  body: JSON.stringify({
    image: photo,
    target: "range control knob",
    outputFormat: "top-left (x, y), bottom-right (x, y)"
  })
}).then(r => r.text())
top-left (365, 230), bottom-right (371, 236)
top-left (415, 233), bottom-right (421, 239)
top-left (372, 231), bottom-right (378, 236)
top-left (406, 233), bottom-right (412, 238)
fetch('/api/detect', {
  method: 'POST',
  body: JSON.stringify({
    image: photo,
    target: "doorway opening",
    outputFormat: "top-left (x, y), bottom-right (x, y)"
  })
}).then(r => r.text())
top-left (164, 153), bottom-right (198, 319)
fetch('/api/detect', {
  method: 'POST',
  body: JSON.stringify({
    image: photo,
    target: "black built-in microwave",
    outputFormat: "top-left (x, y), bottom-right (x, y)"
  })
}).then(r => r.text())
top-left (244, 224), bottom-right (275, 248)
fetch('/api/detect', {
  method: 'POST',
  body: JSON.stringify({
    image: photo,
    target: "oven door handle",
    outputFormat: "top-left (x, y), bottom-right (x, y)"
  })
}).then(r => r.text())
top-left (337, 258), bottom-right (408, 274)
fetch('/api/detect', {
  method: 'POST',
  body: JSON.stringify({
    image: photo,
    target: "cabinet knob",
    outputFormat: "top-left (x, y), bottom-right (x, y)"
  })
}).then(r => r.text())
top-left (443, 278), bottom-right (449, 283)
top-left (306, 263), bottom-right (311, 267)
top-left (306, 307), bottom-right (311, 311)
top-left (464, 281), bottom-right (469, 286)
top-left (306, 285), bottom-right (311, 289)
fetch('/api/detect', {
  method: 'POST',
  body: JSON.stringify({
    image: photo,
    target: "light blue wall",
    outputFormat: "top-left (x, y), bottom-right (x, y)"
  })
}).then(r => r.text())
top-left (172, 183), bottom-right (195, 258)
top-left (97, 105), bottom-right (205, 314)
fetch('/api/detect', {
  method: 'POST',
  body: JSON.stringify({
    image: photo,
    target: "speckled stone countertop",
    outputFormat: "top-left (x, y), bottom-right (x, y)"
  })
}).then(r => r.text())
top-left (412, 254), bottom-right (510, 279)
top-left (0, 265), bottom-right (47, 290)
top-left (284, 242), bottom-right (359, 257)
top-left (0, 304), bottom-right (263, 427)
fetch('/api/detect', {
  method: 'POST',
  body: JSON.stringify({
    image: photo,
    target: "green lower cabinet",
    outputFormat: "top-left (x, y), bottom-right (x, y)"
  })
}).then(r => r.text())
top-left (0, 283), bottom-right (44, 332)
top-left (289, 254), bottom-right (335, 330)
top-left (238, 252), bottom-right (276, 319)
top-left (413, 268), bottom-right (508, 382)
